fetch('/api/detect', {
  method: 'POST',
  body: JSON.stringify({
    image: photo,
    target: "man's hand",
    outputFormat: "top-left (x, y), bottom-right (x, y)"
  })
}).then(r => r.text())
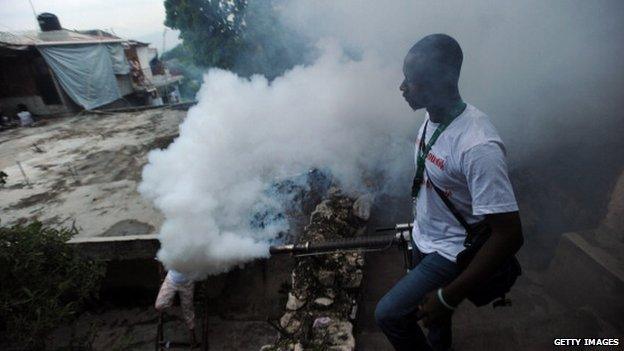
top-left (417, 289), bottom-right (454, 328)
top-left (417, 212), bottom-right (522, 329)
top-left (442, 211), bottom-right (523, 306)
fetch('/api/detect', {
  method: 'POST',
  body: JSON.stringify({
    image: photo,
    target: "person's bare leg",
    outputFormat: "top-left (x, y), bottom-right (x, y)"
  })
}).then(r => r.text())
top-left (179, 282), bottom-right (197, 347)
top-left (155, 273), bottom-right (177, 312)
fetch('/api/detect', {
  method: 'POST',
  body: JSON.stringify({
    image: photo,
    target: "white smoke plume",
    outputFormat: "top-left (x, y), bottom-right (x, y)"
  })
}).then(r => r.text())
top-left (140, 0), bottom-right (624, 277)
top-left (139, 40), bottom-right (417, 278)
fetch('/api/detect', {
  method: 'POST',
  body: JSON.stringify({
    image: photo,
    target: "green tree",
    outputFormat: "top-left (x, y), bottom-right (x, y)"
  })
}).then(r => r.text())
top-left (164, 0), bottom-right (309, 79)
top-left (0, 222), bottom-right (105, 350)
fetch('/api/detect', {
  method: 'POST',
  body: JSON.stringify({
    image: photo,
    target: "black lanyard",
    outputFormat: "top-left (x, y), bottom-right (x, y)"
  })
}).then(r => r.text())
top-left (411, 120), bottom-right (448, 198)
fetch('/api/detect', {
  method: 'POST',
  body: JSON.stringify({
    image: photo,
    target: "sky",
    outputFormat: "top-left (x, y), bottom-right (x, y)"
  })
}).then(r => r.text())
top-left (0, 0), bottom-right (181, 52)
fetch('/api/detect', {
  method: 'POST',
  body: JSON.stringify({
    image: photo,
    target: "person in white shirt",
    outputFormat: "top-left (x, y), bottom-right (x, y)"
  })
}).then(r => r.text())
top-left (0, 103), bottom-right (7, 124)
top-left (375, 34), bottom-right (524, 351)
top-left (16, 104), bottom-right (33, 127)
top-left (169, 90), bottom-right (180, 104)
top-left (155, 269), bottom-right (197, 345)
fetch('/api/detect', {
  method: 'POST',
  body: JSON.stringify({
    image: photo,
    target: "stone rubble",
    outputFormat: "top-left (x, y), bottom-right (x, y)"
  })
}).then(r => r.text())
top-left (261, 188), bottom-right (371, 351)
top-left (313, 297), bottom-right (334, 308)
top-left (352, 193), bottom-right (374, 221)
top-left (286, 292), bottom-right (306, 311)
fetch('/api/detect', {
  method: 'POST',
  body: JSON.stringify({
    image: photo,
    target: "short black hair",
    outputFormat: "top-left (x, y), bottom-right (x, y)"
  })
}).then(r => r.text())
top-left (407, 33), bottom-right (463, 85)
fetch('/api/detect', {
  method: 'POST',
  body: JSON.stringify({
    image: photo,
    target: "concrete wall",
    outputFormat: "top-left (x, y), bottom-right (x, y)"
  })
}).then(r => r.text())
top-left (98, 256), bottom-right (292, 321)
top-left (0, 95), bottom-right (69, 116)
top-left (68, 234), bottom-right (161, 261)
top-left (136, 46), bottom-right (155, 82)
top-left (0, 50), bottom-right (75, 116)
top-left (69, 235), bottom-right (293, 319)
top-left (545, 232), bottom-right (624, 331)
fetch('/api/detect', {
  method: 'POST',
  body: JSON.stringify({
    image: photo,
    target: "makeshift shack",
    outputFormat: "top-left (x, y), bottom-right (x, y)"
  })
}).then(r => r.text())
top-left (0, 13), bottom-right (181, 117)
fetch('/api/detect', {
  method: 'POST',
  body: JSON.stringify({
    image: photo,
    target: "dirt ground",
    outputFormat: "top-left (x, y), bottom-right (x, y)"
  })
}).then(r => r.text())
top-left (46, 305), bottom-right (277, 350)
top-left (0, 109), bottom-right (184, 237)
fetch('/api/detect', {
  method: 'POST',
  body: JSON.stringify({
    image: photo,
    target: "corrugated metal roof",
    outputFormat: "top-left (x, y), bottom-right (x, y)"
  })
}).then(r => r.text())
top-left (0, 29), bottom-right (125, 48)
top-left (125, 40), bottom-right (150, 47)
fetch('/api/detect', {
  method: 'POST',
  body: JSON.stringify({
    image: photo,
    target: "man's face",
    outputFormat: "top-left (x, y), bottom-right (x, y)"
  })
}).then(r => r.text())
top-left (400, 52), bottom-right (430, 110)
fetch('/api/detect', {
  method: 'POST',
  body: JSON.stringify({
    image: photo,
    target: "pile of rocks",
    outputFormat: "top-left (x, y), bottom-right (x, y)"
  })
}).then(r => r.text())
top-left (262, 187), bottom-right (372, 351)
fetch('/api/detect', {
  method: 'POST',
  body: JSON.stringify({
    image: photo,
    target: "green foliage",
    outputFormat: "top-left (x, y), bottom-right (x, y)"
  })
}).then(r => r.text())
top-left (160, 42), bottom-right (193, 64)
top-left (165, 0), bottom-right (245, 69)
top-left (164, 0), bottom-right (309, 79)
top-left (0, 222), bottom-right (105, 350)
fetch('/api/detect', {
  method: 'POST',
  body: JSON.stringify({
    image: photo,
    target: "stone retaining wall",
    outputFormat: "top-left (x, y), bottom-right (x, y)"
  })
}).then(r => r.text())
top-left (262, 188), bottom-right (372, 351)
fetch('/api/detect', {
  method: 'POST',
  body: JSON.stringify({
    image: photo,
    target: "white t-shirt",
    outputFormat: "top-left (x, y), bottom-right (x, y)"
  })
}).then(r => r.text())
top-left (412, 104), bottom-right (518, 262)
top-left (17, 111), bottom-right (33, 127)
top-left (168, 269), bottom-right (191, 285)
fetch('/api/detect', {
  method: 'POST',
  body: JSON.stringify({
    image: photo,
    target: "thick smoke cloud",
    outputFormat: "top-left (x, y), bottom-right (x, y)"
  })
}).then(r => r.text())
top-left (283, 0), bottom-right (624, 238)
top-left (141, 0), bottom-right (624, 276)
top-left (283, 0), bottom-right (624, 159)
top-left (140, 40), bottom-right (417, 277)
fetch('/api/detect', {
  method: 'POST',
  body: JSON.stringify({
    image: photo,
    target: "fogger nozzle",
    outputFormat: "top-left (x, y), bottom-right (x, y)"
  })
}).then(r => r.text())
top-left (269, 244), bottom-right (297, 255)
top-left (269, 234), bottom-right (397, 255)
top-left (269, 223), bottom-right (413, 256)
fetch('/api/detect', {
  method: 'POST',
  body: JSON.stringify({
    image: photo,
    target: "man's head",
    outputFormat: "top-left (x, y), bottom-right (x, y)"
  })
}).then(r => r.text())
top-left (400, 34), bottom-right (463, 110)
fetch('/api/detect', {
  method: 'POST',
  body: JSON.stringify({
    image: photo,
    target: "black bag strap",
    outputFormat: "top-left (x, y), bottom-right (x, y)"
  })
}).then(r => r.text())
top-left (425, 168), bottom-right (474, 236)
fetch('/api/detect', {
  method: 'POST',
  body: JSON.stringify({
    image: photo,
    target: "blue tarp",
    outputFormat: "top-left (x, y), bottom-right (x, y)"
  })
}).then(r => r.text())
top-left (38, 44), bottom-right (123, 110)
top-left (105, 43), bottom-right (131, 75)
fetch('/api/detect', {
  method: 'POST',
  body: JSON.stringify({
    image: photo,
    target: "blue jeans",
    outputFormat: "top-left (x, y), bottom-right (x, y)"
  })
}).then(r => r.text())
top-left (375, 247), bottom-right (460, 351)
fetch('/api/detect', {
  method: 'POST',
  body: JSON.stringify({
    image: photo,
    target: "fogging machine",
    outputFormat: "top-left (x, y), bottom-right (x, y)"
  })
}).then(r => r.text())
top-left (270, 223), bottom-right (415, 271)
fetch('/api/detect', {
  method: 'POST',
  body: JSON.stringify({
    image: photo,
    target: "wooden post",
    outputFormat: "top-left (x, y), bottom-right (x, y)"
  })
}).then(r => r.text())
top-left (16, 161), bottom-right (31, 187)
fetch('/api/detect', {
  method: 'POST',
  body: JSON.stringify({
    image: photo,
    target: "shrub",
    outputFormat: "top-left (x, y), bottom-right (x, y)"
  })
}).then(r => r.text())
top-left (0, 222), bottom-right (105, 350)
